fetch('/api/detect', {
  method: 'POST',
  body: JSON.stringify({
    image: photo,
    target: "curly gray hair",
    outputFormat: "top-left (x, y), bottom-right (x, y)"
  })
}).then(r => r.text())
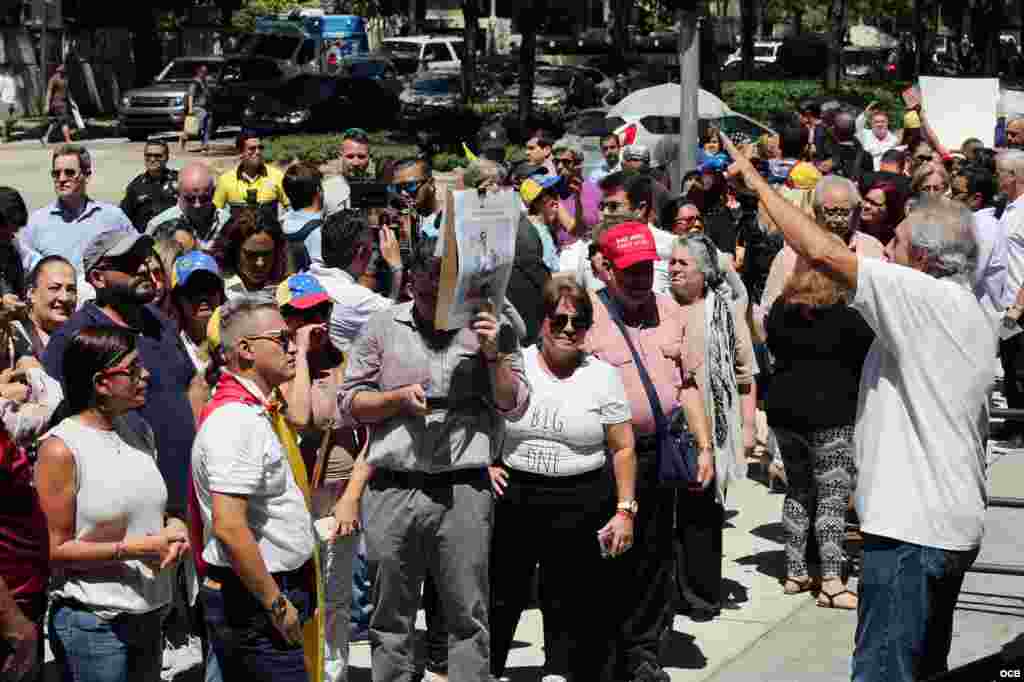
top-left (675, 233), bottom-right (723, 292)
top-left (906, 196), bottom-right (978, 286)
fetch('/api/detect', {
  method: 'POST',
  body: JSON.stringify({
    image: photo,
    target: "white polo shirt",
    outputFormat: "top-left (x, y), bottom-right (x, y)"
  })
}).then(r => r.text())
top-left (192, 373), bottom-right (315, 572)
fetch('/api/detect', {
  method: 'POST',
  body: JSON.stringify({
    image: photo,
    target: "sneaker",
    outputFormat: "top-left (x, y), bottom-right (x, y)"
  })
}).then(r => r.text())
top-left (541, 676), bottom-right (569, 682)
top-left (161, 639), bottom-right (177, 674)
top-left (631, 662), bottom-right (671, 682)
top-left (162, 636), bottom-right (203, 680)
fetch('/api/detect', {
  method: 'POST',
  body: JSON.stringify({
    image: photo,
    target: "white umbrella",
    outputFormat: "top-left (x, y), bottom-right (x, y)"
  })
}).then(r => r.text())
top-left (607, 82), bottom-right (732, 120)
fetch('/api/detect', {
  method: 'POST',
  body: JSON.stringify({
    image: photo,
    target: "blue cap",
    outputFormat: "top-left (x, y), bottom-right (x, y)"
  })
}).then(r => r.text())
top-left (172, 251), bottom-right (221, 289)
top-left (276, 273), bottom-right (330, 310)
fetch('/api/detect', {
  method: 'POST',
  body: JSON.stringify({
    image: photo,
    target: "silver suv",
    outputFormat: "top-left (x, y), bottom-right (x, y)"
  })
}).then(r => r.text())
top-left (118, 56), bottom-right (225, 141)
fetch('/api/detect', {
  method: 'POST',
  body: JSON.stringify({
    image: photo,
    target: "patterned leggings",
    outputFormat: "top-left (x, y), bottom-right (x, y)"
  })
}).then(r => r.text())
top-left (775, 425), bottom-right (857, 579)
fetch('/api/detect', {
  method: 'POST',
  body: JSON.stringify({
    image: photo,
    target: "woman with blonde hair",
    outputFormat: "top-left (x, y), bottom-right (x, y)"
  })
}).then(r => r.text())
top-left (910, 162), bottom-right (951, 199)
top-left (765, 241), bottom-right (874, 609)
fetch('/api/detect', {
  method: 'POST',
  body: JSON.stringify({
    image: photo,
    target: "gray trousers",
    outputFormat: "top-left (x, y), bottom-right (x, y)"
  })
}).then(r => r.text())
top-left (364, 472), bottom-right (493, 682)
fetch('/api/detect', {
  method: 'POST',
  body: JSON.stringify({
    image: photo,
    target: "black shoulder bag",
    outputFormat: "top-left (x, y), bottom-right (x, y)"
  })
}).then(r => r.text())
top-left (596, 290), bottom-right (698, 487)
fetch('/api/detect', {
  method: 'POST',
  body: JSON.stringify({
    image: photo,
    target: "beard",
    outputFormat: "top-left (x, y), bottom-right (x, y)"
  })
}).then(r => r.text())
top-left (823, 216), bottom-right (852, 238)
top-left (98, 279), bottom-right (156, 306)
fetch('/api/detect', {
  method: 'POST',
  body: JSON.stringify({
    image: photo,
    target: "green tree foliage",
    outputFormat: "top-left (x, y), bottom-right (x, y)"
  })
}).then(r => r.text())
top-left (232, 0), bottom-right (322, 32)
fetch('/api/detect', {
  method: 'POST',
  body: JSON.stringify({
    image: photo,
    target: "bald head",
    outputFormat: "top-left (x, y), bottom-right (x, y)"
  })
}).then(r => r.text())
top-left (832, 112), bottom-right (856, 141)
top-left (179, 162), bottom-right (214, 200)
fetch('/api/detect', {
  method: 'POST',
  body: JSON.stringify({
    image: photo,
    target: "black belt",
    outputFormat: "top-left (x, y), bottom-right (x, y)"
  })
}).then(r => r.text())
top-left (375, 467), bottom-right (486, 488)
top-left (425, 396), bottom-right (483, 411)
top-left (206, 563), bottom-right (308, 592)
top-left (636, 434), bottom-right (659, 453)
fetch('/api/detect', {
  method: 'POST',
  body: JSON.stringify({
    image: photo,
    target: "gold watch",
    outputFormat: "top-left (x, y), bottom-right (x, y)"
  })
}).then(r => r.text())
top-left (616, 499), bottom-right (639, 515)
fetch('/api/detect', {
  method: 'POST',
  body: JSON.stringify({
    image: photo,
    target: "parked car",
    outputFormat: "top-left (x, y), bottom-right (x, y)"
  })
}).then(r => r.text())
top-left (843, 47), bottom-right (899, 80)
top-left (118, 56), bottom-right (225, 141)
top-left (242, 68), bottom-right (402, 135)
top-left (397, 69), bottom-right (497, 135)
top-left (723, 40), bottom-right (783, 68)
top-left (209, 55), bottom-right (302, 126)
top-left (381, 35), bottom-right (464, 76)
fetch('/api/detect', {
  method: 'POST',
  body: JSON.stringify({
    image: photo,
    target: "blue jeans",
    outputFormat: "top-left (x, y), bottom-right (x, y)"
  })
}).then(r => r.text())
top-left (852, 535), bottom-right (979, 682)
top-left (351, 538), bottom-right (372, 631)
top-left (199, 583), bottom-right (224, 682)
top-left (48, 600), bottom-right (164, 682)
top-left (207, 569), bottom-right (313, 682)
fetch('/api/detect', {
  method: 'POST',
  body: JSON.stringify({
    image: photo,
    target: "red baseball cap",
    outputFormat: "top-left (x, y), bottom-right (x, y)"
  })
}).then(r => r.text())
top-left (598, 221), bottom-right (659, 270)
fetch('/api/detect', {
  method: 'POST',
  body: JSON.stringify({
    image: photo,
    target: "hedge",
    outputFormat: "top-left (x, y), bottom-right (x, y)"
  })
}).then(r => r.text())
top-left (263, 134), bottom-right (418, 166)
top-left (721, 80), bottom-right (913, 128)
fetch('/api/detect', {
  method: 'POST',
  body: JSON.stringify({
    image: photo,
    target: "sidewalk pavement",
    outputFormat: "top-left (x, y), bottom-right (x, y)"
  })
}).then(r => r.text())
top-left (346, 445), bottom-right (1024, 682)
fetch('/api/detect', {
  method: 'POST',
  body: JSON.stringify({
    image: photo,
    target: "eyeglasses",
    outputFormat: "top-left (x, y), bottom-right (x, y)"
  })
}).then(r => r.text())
top-left (389, 181), bottom-right (423, 195)
top-left (243, 329), bottom-right (295, 351)
top-left (99, 361), bottom-right (145, 384)
top-left (921, 184), bottom-right (948, 194)
top-left (555, 157), bottom-right (577, 167)
top-left (822, 207), bottom-right (852, 219)
top-left (51, 168), bottom-right (81, 181)
top-left (599, 200), bottom-right (624, 212)
top-left (914, 154), bottom-right (934, 163)
top-left (549, 313), bottom-right (592, 334)
top-left (180, 192), bottom-right (213, 206)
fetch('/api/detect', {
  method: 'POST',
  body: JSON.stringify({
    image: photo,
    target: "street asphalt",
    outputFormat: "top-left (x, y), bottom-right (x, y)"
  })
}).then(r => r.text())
top-left (8, 133), bottom-right (1023, 682)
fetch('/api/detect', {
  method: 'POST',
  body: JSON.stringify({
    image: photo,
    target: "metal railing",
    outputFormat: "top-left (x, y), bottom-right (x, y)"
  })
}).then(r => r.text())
top-left (971, 407), bottom-right (1024, 577)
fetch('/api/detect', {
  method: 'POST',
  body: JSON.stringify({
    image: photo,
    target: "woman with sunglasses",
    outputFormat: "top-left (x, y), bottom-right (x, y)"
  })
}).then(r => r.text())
top-left (35, 325), bottom-right (189, 681)
top-left (667, 234), bottom-right (756, 619)
top-left (273, 273), bottom-right (365, 682)
top-left (910, 163), bottom-right (951, 200)
top-left (210, 206), bottom-right (289, 301)
top-left (488, 279), bottom-right (636, 682)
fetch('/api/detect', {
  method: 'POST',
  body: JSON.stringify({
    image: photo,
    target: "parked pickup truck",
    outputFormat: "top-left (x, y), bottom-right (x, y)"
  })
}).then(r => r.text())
top-left (117, 56), bottom-right (225, 141)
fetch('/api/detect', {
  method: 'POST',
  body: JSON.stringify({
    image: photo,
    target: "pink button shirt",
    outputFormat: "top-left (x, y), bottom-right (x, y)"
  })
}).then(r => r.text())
top-left (583, 292), bottom-right (688, 437)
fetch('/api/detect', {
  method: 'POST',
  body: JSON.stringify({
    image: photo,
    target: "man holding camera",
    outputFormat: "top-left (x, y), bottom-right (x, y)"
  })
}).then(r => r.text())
top-left (323, 128), bottom-right (373, 215)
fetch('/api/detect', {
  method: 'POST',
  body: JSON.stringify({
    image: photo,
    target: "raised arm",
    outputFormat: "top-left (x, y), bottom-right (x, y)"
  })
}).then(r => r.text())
top-left (720, 133), bottom-right (860, 291)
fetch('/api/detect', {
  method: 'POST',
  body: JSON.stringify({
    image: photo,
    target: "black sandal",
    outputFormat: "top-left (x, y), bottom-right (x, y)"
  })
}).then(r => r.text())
top-left (782, 577), bottom-right (816, 595)
top-left (817, 587), bottom-right (858, 610)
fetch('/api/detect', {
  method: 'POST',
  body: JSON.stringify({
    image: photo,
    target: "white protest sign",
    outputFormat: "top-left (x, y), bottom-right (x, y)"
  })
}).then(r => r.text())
top-left (434, 189), bottom-right (518, 331)
top-left (919, 76), bottom-right (999, 149)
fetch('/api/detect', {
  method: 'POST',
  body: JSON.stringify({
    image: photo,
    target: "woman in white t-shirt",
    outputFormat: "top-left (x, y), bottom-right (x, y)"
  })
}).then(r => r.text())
top-left (35, 326), bottom-right (189, 682)
top-left (488, 279), bottom-right (636, 682)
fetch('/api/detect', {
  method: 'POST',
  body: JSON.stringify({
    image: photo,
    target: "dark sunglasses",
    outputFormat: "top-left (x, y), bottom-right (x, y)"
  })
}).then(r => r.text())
top-left (243, 329), bottom-right (295, 351)
top-left (51, 168), bottom-right (81, 180)
top-left (555, 157), bottom-right (578, 167)
top-left (389, 180), bottom-right (424, 195)
top-left (549, 313), bottom-right (592, 333)
top-left (180, 192), bottom-right (213, 206)
top-left (599, 200), bottom-right (624, 212)
top-left (915, 154), bottom-right (934, 163)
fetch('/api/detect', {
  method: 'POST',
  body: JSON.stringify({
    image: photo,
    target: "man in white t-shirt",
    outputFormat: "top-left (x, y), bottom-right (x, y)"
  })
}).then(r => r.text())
top-left (309, 210), bottom-right (404, 353)
top-left (725, 133), bottom-right (991, 682)
top-left (191, 295), bottom-right (315, 682)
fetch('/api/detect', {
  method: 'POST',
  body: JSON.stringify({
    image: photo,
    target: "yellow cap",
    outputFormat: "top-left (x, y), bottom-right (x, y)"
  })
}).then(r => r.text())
top-left (788, 162), bottom-right (822, 190)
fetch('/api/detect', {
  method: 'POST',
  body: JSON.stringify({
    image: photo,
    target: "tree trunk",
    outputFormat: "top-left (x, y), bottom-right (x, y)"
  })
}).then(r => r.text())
top-left (740, 0), bottom-right (756, 79)
top-left (610, 0), bottom-right (630, 62)
top-left (677, 5), bottom-right (700, 191)
top-left (461, 0), bottom-right (480, 106)
top-left (824, 0), bottom-right (847, 90)
top-left (517, 3), bottom-right (537, 135)
top-left (131, 7), bottom-right (163, 87)
top-left (700, 11), bottom-right (721, 96)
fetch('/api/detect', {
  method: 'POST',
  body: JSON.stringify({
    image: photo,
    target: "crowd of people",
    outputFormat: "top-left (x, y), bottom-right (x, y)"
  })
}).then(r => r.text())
top-left (0, 92), bottom-right (1015, 682)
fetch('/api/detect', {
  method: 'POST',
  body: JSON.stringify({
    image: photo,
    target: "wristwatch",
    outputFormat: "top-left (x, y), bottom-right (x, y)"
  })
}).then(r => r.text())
top-left (267, 593), bottom-right (288, 621)
top-left (616, 499), bottom-right (639, 515)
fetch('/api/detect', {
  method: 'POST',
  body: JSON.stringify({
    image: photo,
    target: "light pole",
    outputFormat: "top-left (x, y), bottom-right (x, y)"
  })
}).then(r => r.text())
top-left (677, 2), bottom-right (699, 193)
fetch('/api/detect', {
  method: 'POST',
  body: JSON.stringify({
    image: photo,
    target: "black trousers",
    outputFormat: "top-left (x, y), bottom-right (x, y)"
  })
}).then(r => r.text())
top-left (1000, 334), bottom-right (1024, 425)
top-left (422, 574), bottom-right (447, 673)
top-left (600, 449), bottom-right (676, 681)
top-left (675, 480), bottom-right (724, 614)
top-left (489, 467), bottom-right (611, 680)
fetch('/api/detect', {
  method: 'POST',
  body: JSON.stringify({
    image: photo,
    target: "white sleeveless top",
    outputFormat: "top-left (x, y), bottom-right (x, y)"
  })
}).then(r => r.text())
top-left (46, 415), bottom-right (172, 618)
